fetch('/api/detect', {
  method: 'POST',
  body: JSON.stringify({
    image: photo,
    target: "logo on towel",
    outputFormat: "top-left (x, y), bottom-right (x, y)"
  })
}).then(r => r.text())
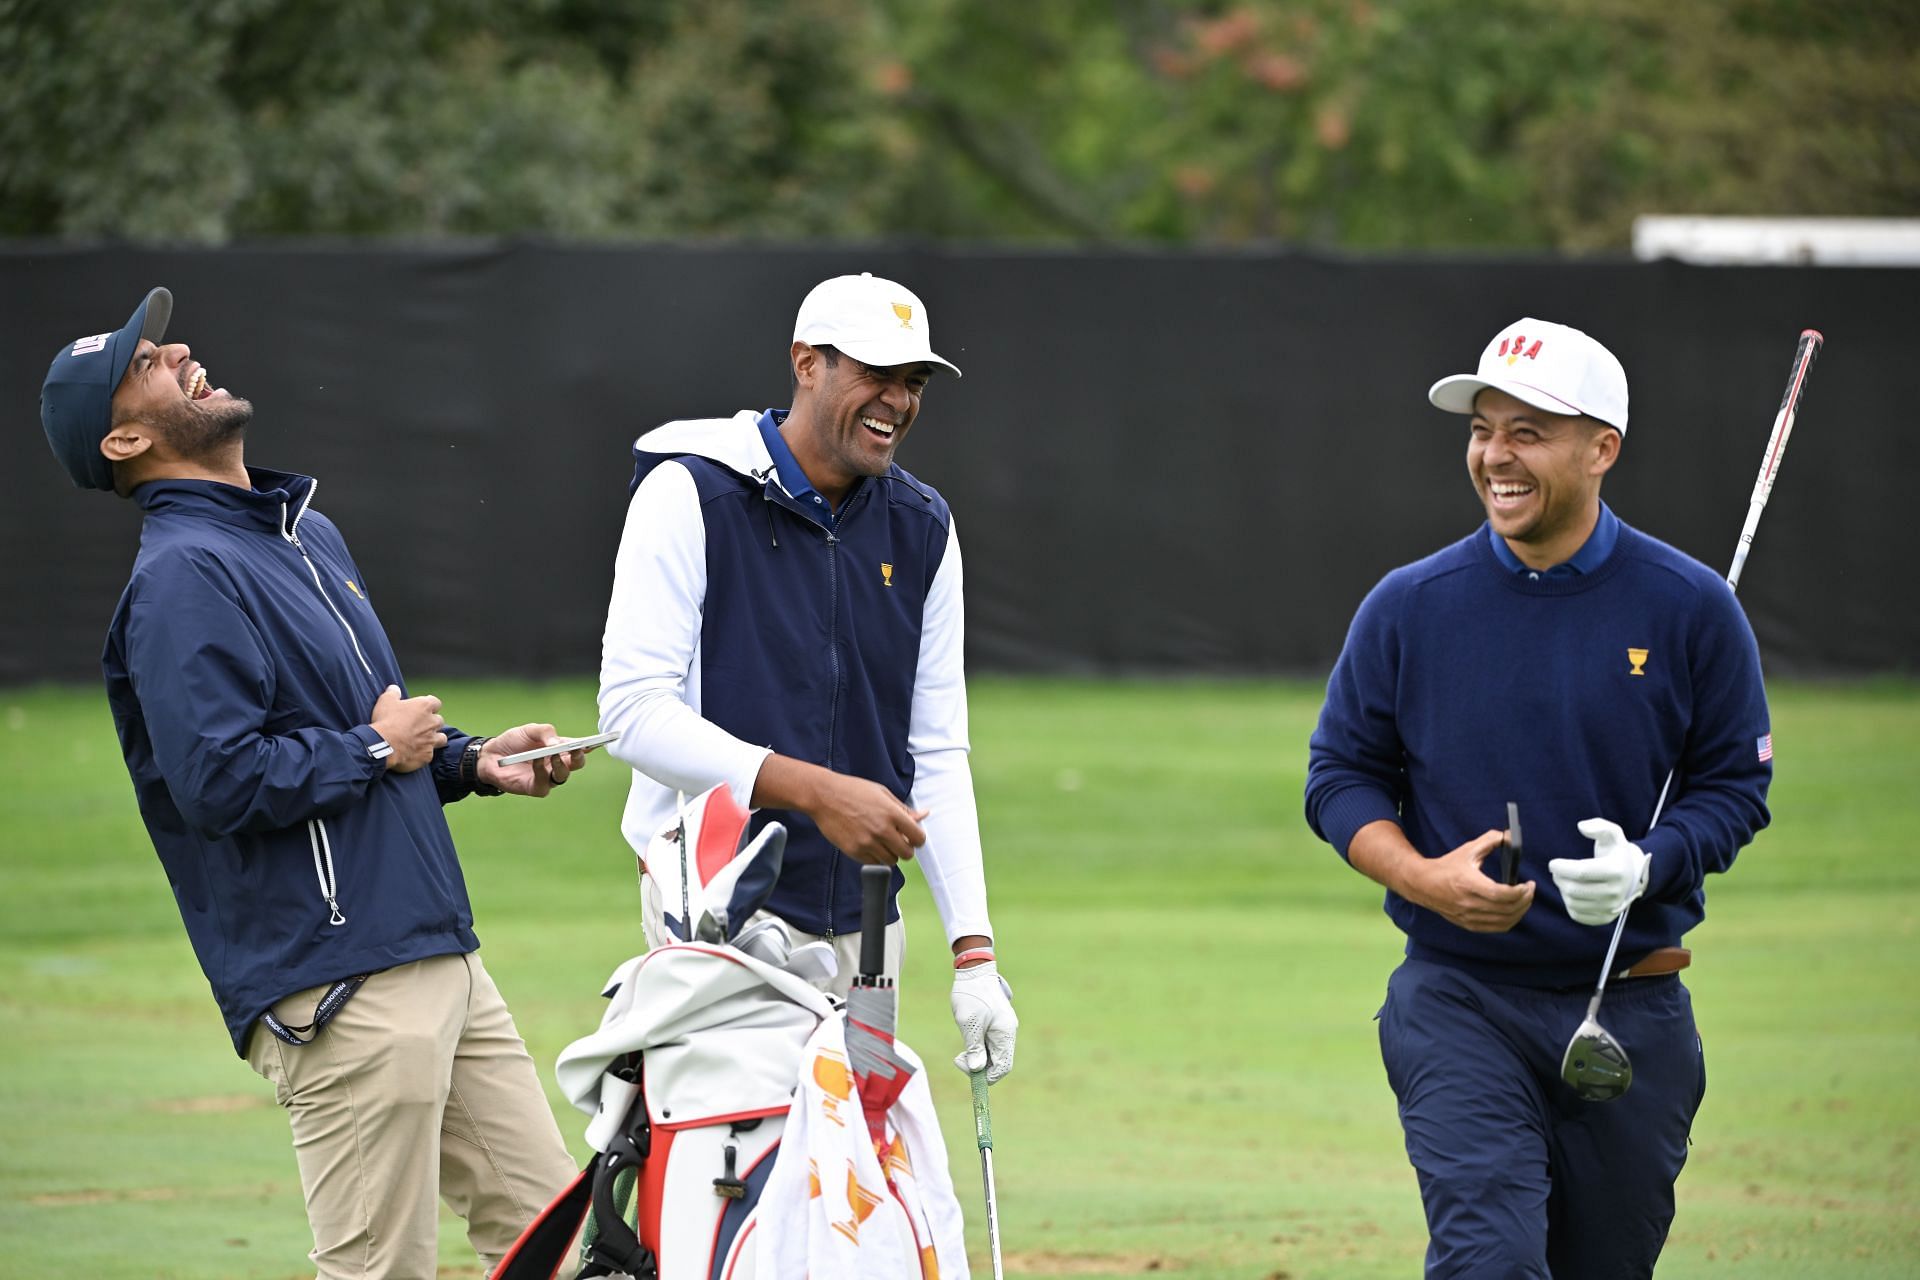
top-left (72, 334), bottom-right (110, 356)
top-left (345, 579), bottom-right (364, 600)
top-left (832, 1169), bottom-right (886, 1244)
top-left (892, 302), bottom-right (914, 329)
top-left (1500, 334), bottom-right (1543, 366)
top-left (880, 562), bottom-right (894, 587)
top-left (1627, 647), bottom-right (1648, 676)
top-left (813, 1048), bottom-right (852, 1129)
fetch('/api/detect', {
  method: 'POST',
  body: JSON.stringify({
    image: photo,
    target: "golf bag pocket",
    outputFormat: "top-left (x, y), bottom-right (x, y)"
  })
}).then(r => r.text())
top-left (499, 1051), bottom-right (789, 1280)
top-left (587, 1054), bottom-right (789, 1280)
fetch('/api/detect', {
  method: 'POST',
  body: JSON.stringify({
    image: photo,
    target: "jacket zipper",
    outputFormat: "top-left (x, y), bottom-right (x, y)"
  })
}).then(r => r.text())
top-left (308, 818), bottom-right (347, 926)
top-left (283, 479), bottom-right (361, 930)
top-left (282, 479), bottom-right (374, 677)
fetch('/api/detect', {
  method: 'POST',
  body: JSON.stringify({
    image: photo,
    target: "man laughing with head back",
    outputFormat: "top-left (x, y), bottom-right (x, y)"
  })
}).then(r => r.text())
top-left (41, 288), bottom-right (591, 1279)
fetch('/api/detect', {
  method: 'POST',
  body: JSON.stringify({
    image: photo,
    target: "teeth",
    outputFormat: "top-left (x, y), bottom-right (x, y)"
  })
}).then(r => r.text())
top-left (187, 368), bottom-right (209, 399)
top-left (1490, 481), bottom-right (1532, 496)
top-left (861, 416), bottom-right (894, 436)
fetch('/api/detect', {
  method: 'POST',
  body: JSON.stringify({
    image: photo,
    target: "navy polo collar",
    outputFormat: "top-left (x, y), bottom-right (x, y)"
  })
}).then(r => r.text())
top-left (1488, 502), bottom-right (1619, 578)
top-left (756, 408), bottom-right (843, 524)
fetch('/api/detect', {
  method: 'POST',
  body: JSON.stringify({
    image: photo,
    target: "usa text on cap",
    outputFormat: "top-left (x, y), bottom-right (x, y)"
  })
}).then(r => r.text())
top-left (1428, 317), bottom-right (1628, 432)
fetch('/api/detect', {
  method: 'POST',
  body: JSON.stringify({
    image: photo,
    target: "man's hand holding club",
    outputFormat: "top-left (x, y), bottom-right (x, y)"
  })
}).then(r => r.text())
top-left (952, 952), bottom-right (1018, 1085)
top-left (1551, 818), bottom-right (1652, 925)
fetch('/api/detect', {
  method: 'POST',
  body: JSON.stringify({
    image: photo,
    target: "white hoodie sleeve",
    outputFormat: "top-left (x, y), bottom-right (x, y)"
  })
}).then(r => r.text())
top-left (909, 518), bottom-right (994, 945)
top-left (599, 460), bottom-right (771, 811)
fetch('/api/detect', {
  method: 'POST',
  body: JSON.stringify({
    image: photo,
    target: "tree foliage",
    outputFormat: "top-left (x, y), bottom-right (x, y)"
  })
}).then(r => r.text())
top-left (1, 0), bottom-right (1913, 249)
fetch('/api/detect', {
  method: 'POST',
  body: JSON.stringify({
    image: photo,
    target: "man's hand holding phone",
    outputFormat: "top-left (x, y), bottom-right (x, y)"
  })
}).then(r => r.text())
top-left (479, 728), bottom-right (617, 797)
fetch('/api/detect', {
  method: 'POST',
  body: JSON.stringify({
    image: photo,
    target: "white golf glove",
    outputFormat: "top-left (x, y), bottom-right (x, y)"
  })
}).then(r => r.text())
top-left (1550, 818), bottom-right (1653, 926)
top-left (951, 961), bottom-right (1018, 1085)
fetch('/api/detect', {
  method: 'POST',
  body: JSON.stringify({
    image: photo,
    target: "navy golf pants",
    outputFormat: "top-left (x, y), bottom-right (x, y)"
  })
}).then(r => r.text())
top-left (1378, 958), bottom-right (1707, 1280)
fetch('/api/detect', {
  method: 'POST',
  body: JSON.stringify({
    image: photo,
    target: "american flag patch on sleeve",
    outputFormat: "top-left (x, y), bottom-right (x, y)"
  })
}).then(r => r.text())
top-left (1757, 733), bottom-right (1773, 763)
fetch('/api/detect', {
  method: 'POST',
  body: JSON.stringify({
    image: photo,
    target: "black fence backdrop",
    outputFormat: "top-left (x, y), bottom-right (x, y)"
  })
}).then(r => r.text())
top-left (3, 243), bottom-right (1913, 685)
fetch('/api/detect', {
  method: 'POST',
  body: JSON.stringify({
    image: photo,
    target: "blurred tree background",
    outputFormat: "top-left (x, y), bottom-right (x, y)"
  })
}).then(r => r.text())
top-left (1, 0), bottom-right (1914, 249)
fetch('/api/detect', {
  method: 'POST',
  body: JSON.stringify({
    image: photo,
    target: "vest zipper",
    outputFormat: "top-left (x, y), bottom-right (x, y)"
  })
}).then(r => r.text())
top-left (824, 524), bottom-right (841, 933)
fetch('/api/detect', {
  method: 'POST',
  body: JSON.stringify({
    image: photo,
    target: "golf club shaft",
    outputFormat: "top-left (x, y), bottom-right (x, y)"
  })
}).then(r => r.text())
top-left (1591, 770), bottom-right (1674, 1006)
top-left (676, 817), bottom-right (691, 942)
top-left (1586, 331), bottom-right (1821, 1002)
top-left (972, 1067), bottom-right (1005, 1280)
top-left (1587, 911), bottom-right (1631, 1020)
top-left (1727, 329), bottom-right (1823, 592)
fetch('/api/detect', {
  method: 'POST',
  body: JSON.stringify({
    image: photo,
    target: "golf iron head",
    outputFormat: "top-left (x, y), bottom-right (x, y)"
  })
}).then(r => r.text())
top-left (1560, 1015), bottom-right (1633, 1101)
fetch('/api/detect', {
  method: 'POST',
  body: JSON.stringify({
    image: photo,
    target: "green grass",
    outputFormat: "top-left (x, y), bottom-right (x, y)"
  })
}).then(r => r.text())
top-left (2, 678), bottom-right (1917, 1277)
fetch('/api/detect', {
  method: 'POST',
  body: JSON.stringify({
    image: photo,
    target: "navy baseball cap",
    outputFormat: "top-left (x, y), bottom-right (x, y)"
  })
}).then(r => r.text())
top-left (41, 287), bottom-right (174, 490)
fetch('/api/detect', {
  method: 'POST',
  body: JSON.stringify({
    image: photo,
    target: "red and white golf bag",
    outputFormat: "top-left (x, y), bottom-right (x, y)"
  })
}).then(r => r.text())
top-left (495, 785), bottom-right (968, 1280)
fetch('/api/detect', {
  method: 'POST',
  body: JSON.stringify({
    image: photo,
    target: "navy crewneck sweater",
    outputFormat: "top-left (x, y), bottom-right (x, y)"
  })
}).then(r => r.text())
top-left (1305, 517), bottom-right (1772, 988)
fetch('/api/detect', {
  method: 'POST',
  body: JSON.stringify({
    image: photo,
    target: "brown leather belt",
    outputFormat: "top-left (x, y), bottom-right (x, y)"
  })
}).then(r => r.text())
top-left (1618, 946), bottom-right (1691, 979)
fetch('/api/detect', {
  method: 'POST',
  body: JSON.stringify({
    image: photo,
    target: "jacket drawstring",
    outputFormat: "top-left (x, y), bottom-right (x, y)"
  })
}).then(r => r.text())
top-left (754, 469), bottom-right (781, 548)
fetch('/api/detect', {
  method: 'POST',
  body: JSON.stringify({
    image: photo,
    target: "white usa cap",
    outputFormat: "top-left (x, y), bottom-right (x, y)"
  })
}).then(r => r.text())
top-left (1428, 317), bottom-right (1628, 432)
top-left (792, 272), bottom-right (961, 378)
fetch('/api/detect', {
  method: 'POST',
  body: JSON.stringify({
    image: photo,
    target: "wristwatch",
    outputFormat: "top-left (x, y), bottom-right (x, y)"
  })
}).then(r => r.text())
top-left (460, 736), bottom-right (502, 797)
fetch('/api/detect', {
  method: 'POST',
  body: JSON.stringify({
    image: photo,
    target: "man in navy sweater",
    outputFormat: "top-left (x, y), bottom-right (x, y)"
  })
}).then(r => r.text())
top-left (40, 287), bottom-right (589, 1278)
top-left (1305, 318), bottom-right (1772, 1278)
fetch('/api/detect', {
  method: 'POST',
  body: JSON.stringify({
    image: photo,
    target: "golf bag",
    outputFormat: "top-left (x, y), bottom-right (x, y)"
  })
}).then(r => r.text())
top-left (495, 784), bottom-right (967, 1280)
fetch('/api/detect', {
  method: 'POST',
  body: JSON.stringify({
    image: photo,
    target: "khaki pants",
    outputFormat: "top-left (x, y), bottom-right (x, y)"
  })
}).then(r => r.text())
top-left (640, 872), bottom-right (905, 998)
top-left (246, 952), bottom-right (578, 1280)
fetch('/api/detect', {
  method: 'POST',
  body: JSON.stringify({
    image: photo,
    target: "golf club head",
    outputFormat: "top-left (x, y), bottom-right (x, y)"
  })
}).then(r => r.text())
top-left (1561, 1016), bottom-right (1633, 1101)
top-left (782, 940), bottom-right (839, 989)
top-left (694, 907), bottom-right (729, 945)
top-left (732, 916), bottom-right (793, 967)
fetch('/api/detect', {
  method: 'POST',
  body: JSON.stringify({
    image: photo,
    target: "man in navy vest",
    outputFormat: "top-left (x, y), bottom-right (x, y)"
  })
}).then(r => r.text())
top-left (40, 287), bottom-right (589, 1278)
top-left (599, 272), bottom-right (1017, 1086)
top-left (1305, 318), bottom-right (1771, 1278)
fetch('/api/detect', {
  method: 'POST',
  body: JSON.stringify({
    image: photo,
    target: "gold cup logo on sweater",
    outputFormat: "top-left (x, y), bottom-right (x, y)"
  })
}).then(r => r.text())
top-left (892, 302), bottom-right (913, 329)
top-left (881, 563), bottom-right (894, 587)
top-left (1627, 647), bottom-right (1649, 676)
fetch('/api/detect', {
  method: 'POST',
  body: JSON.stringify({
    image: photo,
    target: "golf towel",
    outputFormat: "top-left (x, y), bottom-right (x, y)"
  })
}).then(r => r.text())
top-left (756, 1017), bottom-right (969, 1279)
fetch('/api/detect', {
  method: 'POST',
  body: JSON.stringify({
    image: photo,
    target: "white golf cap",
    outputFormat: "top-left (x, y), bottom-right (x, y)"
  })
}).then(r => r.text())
top-left (792, 272), bottom-right (961, 378)
top-left (1428, 317), bottom-right (1628, 432)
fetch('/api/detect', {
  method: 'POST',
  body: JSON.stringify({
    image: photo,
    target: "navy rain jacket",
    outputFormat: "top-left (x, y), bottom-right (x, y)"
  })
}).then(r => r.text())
top-left (102, 468), bottom-right (481, 1055)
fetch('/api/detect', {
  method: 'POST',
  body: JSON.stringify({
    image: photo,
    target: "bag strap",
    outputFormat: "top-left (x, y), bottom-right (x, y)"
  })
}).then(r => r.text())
top-left (493, 1162), bottom-right (597, 1280)
top-left (496, 1048), bottom-right (651, 1279)
top-left (584, 1085), bottom-right (657, 1277)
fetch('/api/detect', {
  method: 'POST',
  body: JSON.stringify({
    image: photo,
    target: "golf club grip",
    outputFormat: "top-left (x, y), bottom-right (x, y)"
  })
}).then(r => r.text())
top-left (971, 1067), bottom-right (994, 1150)
top-left (1728, 328), bottom-right (1823, 591)
top-left (1753, 329), bottom-right (1823, 507)
top-left (859, 864), bottom-right (889, 977)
